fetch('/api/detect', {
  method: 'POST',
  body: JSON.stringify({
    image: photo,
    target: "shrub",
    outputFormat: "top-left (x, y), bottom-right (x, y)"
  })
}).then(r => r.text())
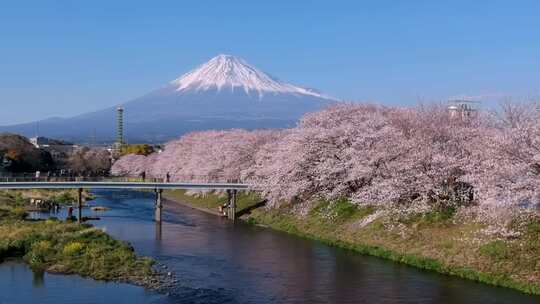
top-left (480, 241), bottom-right (510, 260)
top-left (311, 199), bottom-right (371, 223)
top-left (332, 199), bottom-right (359, 220)
top-left (56, 192), bottom-right (74, 204)
top-left (26, 240), bottom-right (53, 267)
top-left (423, 207), bottom-right (457, 223)
top-left (63, 242), bottom-right (85, 256)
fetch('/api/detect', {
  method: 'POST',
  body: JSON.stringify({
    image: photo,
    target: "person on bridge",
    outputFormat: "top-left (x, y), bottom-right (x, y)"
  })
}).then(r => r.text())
top-left (141, 171), bottom-right (146, 182)
top-left (166, 172), bottom-right (170, 183)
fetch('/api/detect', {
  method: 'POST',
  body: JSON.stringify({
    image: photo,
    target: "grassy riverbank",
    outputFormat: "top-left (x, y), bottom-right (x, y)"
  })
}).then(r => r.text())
top-left (164, 189), bottom-right (540, 296)
top-left (164, 189), bottom-right (261, 213)
top-left (0, 189), bottom-right (94, 208)
top-left (0, 191), bottom-right (162, 289)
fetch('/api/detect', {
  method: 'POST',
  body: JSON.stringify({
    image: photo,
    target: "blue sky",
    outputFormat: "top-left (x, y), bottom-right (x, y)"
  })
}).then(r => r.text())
top-left (1, 0), bottom-right (539, 124)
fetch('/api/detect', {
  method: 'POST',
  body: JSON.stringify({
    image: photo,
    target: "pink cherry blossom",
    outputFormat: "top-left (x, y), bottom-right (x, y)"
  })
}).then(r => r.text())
top-left (111, 102), bottom-right (540, 224)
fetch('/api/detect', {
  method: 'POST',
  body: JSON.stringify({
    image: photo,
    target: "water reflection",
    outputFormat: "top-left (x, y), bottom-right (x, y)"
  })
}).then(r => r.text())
top-left (156, 220), bottom-right (162, 241)
top-left (32, 269), bottom-right (44, 288)
top-left (0, 260), bottom-right (166, 304)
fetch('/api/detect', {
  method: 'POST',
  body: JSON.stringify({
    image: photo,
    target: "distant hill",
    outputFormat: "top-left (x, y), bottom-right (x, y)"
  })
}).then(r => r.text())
top-left (0, 54), bottom-right (338, 143)
top-left (0, 133), bottom-right (54, 172)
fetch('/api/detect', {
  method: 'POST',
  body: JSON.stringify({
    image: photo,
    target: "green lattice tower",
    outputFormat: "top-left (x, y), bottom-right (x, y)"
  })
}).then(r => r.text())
top-left (116, 107), bottom-right (124, 145)
top-left (113, 107), bottom-right (124, 158)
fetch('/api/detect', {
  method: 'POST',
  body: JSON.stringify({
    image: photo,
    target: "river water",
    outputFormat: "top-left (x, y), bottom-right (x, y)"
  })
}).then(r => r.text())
top-left (0, 190), bottom-right (538, 304)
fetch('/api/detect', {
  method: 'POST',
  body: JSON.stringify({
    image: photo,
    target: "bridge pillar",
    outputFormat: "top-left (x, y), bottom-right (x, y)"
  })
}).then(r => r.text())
top-left (155, 221), bottom-right (162, 241)
top-left (77, 188), bottom-right (83, 224)
top-left (227, 189), bottom-right (237, 221)
top-left (155, 189), bottom-right (163, 222)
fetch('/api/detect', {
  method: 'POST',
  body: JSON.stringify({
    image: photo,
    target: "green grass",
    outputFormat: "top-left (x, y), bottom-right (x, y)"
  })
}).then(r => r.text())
top-left (310, 199), bottom-right (374, 223)
top-left (421, 207), bottom-right (456, 223)
top-left (400, 207), bottom-right (457, 228)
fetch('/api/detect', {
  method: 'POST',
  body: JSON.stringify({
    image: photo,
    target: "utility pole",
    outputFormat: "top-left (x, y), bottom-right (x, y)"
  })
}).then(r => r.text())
top-left (77, 188), bottom-right (83, 224)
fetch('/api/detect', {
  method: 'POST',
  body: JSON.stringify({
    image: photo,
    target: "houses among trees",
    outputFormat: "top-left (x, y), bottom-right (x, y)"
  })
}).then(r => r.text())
top-left (29, 136), bottom-right (77, 168)
top-left (0, 133), bottom-right (111, 175)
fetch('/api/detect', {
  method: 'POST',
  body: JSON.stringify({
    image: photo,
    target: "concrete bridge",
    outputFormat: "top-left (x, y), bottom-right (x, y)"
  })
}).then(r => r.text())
top-left (0, 179), bottom-right (250, 222)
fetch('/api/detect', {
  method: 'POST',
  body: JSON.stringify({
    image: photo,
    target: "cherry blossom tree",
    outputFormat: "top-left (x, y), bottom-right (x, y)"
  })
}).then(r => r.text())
top-left (111, 101), bottom-right (540, 222)
top-left (111, 153), bottom-right (152, 176)
top-left (466, 102), bottom-right (540, 210)
top-left (68, 147), bottom-right (111, 175)
top-left (249, 103), bottom-right (484, 211)
top-left (113, 129), bottom-right (283, 182)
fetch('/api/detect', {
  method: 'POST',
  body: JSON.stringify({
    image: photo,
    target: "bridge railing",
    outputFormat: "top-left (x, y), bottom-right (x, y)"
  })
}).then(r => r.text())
top-left (134, 174), bottom-right (246, 184)
top-left (108, 174), bottom-right (246, 184)
top-left (0, 174), bottom-right (251, 184)
top-left (0, 176), bottom-right (164, 183)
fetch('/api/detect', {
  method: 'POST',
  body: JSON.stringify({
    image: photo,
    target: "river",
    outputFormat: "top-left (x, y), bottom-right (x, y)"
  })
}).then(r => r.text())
top-left (1, 189), bottom-right (538, 304)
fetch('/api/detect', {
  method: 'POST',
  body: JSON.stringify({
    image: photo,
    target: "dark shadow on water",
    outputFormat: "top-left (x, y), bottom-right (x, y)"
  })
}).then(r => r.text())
top-left (236, 200), bottom-right (267, 218)
top-left (166, 287), bottom-right (238, 304)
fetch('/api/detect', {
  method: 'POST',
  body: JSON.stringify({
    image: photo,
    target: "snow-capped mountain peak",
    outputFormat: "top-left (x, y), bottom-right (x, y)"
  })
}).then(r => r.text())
top-left (1, 54), bottom-right (338, 141)
top-left (170, 54), bottom-right (334, 99)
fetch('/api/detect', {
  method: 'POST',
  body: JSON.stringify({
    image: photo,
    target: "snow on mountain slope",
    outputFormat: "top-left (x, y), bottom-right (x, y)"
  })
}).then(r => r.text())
top-left (170, 54), bottom-right (336, 99)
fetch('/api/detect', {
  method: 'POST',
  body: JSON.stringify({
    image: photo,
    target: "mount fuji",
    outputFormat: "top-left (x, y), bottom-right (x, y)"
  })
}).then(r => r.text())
top-left (0, 55), bottom-right (338, 142)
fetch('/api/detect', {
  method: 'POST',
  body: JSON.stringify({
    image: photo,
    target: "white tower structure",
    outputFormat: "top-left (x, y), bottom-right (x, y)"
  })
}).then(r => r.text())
top-left (448, 99), bottom-right (480, 120)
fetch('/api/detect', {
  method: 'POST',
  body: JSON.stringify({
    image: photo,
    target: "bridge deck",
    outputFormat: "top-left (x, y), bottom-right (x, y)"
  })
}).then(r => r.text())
top-left (0, 181), bottom-right (250, 190)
